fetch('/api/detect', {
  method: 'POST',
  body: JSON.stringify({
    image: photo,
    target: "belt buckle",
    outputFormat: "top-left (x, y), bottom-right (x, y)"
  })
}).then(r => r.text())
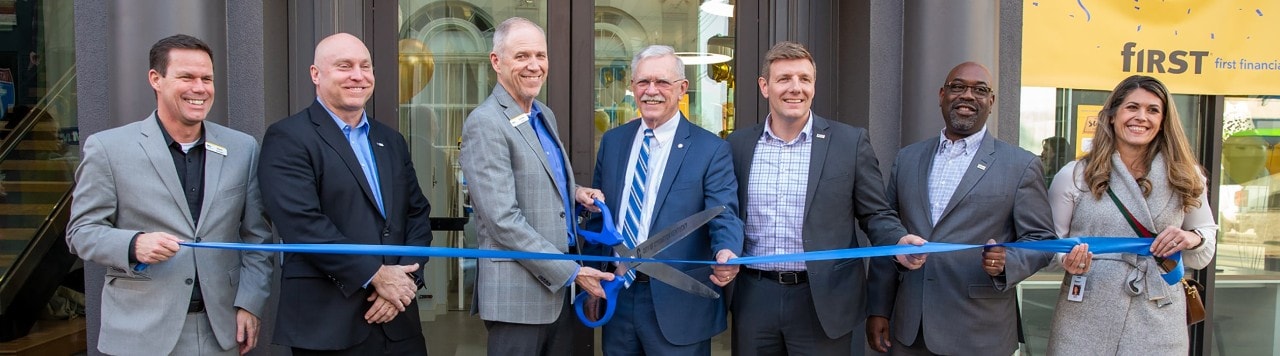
top-left (778, 272), bottom-right (801, 285)
top-left (188, 300), bottom-right (205, 313)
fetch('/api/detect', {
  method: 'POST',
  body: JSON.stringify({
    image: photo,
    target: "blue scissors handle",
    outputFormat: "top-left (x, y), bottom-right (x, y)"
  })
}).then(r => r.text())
top-left (574, 277), bottom-right (624, 328)
top-left (577, 199), bottom-right (622, 246)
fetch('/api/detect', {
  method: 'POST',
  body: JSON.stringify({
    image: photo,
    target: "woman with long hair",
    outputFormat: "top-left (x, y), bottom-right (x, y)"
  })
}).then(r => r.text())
top-left (1044, 75), bottom-right (1217, 354)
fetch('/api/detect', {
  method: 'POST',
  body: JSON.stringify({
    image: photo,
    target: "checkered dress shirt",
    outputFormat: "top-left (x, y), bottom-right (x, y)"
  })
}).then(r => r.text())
top-left (745, 116), bottom-right (813, 271)
top-left (928, 127), bottom-right (985, 225)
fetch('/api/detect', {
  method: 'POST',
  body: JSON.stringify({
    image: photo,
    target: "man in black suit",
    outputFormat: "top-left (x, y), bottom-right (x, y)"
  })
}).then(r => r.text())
top-left (726, 41), bottom-right (923, 355)
top-left (258, 33), bottom-right (432, 355)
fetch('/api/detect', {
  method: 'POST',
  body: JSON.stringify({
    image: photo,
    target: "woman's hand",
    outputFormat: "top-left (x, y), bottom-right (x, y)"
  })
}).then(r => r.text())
top-left (1151, 226), bottom-right (1200, 258)
top-left (1063, 243), bottom-right (1092, 275)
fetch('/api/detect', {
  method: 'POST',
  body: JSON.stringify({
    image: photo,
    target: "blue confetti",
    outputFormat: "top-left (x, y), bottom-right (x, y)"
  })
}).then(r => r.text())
top-left (1077, 0), bottom-right (1092, 21)
top-left (1137, 25), bottom-right (1142, 32)
top-left (1258, 9), bottom-right (1264, 16)
top-left (1211, 33), bottom-right (1215, 39)
top-left (1033, 2), bottom-right (1039, 6)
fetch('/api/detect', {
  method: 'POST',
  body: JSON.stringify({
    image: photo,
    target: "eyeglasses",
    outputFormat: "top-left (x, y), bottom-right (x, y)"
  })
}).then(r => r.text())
top-left (944, 83), bottom-right (994, 98)
top-left (634, 78), bottom-right (686, 90)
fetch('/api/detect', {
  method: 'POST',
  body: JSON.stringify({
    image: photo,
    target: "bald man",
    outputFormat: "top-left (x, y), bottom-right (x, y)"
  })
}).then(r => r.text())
top-left (259, 33), bottom-right (433, 354)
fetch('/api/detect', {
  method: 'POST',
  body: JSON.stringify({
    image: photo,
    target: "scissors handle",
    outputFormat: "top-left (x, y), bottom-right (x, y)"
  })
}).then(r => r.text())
top-left (574, 277), bottom-right (624, 328)
top-left (578, 199), bottom-right (622, 246)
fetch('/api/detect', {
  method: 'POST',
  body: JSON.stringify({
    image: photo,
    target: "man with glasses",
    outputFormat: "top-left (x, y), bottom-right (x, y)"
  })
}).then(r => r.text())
top-left (866, 61), bottom-right (1056, 355)
top-left (586, 45), bottom-right (743, 355)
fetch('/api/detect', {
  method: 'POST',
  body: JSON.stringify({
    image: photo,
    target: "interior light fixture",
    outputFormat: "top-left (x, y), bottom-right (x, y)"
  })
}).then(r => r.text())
top-left (675, 52), bottom-right (732, 65)
top-left (700, 0), bottom-right (734, 18)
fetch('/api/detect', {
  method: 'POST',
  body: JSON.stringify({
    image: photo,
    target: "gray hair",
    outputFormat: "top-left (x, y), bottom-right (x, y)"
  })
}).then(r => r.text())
top-left (631, 45), bottom-right (685, 80)
top-left (492, 17), bottom-right (544, 55)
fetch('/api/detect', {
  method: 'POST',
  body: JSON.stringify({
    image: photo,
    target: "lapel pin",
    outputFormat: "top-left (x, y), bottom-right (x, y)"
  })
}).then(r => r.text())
top-left (376, 142), bottom-right (385, 147)
top-left (816, 133), bottom-right (826, 139)
top-left (977, 164), bottom-right (987, 171)
top-left (677, 143), bottom-right (684, 149)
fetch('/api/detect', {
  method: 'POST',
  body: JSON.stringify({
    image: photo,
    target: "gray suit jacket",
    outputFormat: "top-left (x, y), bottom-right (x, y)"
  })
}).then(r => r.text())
top-left (727, 116), bottom-right (908, 338)
top-left (461, 84), bottom-right (580, 324)
top-left (66, 114), bottom-right (273, 355)
top-left (868, 132), bottom-right (1054, 355)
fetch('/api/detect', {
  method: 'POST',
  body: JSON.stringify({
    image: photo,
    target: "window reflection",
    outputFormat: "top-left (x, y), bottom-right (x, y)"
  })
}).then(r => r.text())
top-left (1214, 96), bottom-right (1280, 355)
top-left (593, 1), bottom-right (736, 153)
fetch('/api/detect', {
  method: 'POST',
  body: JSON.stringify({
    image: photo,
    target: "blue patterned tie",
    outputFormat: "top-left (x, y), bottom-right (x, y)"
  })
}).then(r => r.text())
top-left (620, 129), bottom-right (654, 286)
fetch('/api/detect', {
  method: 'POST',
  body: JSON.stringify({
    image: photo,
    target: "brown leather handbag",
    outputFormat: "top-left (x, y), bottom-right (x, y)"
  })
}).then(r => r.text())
top-left (1182, 278), bottom-right (1206, 325)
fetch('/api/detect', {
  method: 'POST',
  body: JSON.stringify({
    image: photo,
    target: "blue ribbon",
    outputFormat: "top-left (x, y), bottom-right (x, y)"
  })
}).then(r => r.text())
top-left (181, 236), bottom-right (1184, 285)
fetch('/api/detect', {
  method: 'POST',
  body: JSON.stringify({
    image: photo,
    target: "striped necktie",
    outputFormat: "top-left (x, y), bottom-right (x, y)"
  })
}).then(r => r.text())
top-left (620, 129), bottom-right (654, 286)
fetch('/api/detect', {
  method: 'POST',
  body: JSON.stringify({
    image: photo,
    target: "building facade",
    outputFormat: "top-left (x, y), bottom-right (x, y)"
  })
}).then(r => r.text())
top-left (0, 0), bottom-right (1252, 354)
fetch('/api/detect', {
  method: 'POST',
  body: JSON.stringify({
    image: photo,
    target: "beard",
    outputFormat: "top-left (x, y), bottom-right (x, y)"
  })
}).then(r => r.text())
top-left (947, 110), bottom-right (979, 133)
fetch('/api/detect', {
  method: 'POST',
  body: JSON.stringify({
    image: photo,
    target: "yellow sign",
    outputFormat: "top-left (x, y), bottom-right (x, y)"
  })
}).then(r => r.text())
top-left (1024, 1), bottom-right (1280, 95)
top-left (1075, 105), bottom-right (1103, 159)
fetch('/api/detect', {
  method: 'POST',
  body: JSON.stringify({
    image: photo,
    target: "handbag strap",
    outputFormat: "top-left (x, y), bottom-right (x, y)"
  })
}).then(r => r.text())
top-left (1106, 187), bottom-right (1178, 272)
top-left (1106, 187), bottom-right (1154, 237)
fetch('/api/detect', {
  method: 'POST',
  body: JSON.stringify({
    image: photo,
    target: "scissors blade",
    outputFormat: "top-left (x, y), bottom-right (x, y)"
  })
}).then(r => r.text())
top-left (633, 205), bottom-right (726, 259)
top-left (635, 262), bottom-right (721, 299)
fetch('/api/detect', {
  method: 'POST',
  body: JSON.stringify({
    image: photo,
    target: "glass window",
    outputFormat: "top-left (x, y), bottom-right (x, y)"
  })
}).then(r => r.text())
top-left (0, 0), bottom-right (77, 279)
top-left (1213, 96), bottom-right (1280, 355)
top-left (592, 0), bottom-right (737, 152)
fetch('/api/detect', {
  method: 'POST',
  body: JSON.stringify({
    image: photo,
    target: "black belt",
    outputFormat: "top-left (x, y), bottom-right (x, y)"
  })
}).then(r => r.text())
top-left (187, 300), bottom-right (205, 313)
top-left (743, 268), bottom-right (808, 285)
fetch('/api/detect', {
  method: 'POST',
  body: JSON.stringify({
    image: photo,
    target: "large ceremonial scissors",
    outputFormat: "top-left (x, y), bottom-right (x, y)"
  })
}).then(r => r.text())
top-left (574, 199), bottom-right (724, 328)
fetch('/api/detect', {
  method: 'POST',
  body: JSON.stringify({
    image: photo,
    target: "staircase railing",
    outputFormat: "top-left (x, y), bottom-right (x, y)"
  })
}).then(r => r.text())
top-left (0, 64), bottom-right (76, 162)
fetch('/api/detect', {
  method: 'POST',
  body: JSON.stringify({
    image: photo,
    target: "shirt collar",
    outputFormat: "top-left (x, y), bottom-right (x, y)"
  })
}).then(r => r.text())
top-left (154, 112), bottom-right (205, 147)
top-left (640, 111), bottom-right (682, 147)
top-left (761, 111), bottom-right (814, 145)
top-left (937, 126), bottom-right (986, 155)
top-left (317, 98), bottom-right (369, 133)
top-left (530, 101), bottom-right (543, 119)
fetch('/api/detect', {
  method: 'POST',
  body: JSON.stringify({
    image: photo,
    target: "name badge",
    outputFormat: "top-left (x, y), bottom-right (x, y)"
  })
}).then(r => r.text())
top-left (206, 142), bottom-right (228, 156)
top-left (510, 113), bottom-right (529, 127)
top-left (1067, 275), bottom-right (1087, 302)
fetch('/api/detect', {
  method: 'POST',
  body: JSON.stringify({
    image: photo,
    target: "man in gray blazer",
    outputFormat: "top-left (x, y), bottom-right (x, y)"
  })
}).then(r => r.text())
top-left (459, 17), bottom-right (612, 355)
top-left (866, 62), bottom-right (1055, 355)
top-left (66, 34), bottom-right (272, 356)
top-left (727, 41), bottom-right (925, 355)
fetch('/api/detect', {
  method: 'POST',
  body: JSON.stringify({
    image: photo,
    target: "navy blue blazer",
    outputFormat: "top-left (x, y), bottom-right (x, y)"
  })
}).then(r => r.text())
top-left (588, 116), bottom-right (744, 345)
top-left (259, 100), bottom-right (433, 350)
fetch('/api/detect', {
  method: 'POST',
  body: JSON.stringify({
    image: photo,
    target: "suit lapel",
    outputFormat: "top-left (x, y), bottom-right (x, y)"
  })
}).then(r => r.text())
top-left (494, 85), bottom-right (559, 193)
top-left (734, 124), bottom-right (765, 214)
top-left (139, 114), bottom-right (195, 232)
top-left (652, 117), bottom-right (691, 224)
top-left (804, 117), bottom-right (831, 217)
top-left (939, 134), bottom-right (996, 221)
top-left (916, 139), bottom-right (938, 226)
top-left (371, 126), bottom-right (395, 223)
top-left (195, 125), bottom-right (226, 234)
top-left (309, 102), bottom-right (380, 213)
top-left (607, 120), bottom-right (641, 220)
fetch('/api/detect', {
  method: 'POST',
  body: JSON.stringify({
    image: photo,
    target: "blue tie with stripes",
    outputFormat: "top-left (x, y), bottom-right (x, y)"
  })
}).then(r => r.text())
top-left (620, 129), bottom-right (654, 286)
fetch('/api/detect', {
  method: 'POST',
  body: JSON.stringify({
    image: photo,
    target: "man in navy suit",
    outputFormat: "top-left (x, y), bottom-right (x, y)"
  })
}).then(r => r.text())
top-left (588, 45), bottom-right (744, 355)
top-left (258, 33), bottom-right (432, 355)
